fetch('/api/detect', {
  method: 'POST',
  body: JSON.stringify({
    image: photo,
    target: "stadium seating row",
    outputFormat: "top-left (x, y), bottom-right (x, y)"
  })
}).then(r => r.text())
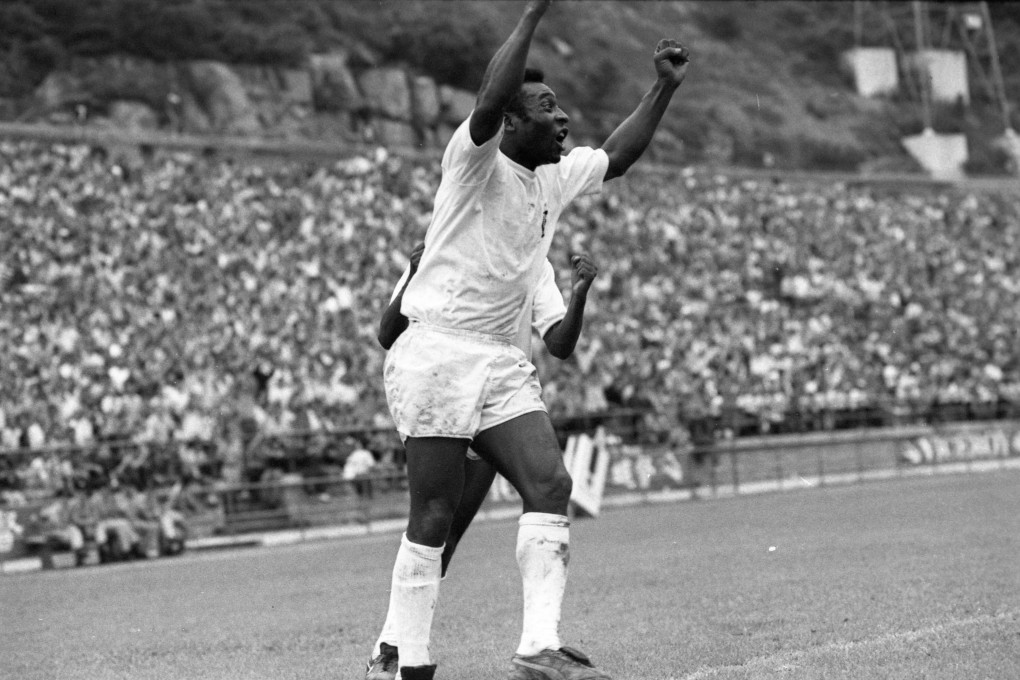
top-left (2, 140), bottom-right (1018, 477)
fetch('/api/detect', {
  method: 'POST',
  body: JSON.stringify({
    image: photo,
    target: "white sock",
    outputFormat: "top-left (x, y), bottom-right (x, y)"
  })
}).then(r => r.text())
top-left (516, 512), bottom-right (570, 656)
top-left (372, 614), bottom-right (398, 659)
top-left (374, 533), bottom-right (443, 666)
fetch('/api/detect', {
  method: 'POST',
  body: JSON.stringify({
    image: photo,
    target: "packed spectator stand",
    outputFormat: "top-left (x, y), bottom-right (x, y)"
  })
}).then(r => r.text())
top-left (2, 139), bottom-right (1019, 562)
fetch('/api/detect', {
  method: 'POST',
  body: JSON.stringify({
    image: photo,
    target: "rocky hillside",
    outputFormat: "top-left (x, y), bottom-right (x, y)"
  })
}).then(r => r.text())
top-left (1, 0), bottom-right (1018, 173)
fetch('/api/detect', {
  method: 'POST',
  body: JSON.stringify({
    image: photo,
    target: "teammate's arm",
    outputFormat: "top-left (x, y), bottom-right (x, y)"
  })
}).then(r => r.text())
top-left (543, 253), bottom-right (598, 360)
top-left (377, 242), bottom-right (425, 350)
top-left (600, 39), bottom-right (690, 181)
top-left (470, 0), bottom-right (551, 146)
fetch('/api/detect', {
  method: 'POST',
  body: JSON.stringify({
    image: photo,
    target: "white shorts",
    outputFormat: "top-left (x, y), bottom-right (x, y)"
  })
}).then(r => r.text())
top-left (384, 322), bottom-right (546, 442)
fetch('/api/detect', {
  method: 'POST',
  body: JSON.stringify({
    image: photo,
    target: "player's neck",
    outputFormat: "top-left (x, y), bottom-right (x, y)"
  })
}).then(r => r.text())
top-left (500, 139), bottom-right (538, 172)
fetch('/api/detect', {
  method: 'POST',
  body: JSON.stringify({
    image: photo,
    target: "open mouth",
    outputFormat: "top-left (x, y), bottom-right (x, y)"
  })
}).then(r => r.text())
top-left (555, 129), bottom-right (569, 152)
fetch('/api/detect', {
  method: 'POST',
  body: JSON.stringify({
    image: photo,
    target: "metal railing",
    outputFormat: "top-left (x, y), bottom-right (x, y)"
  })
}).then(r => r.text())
top-left (684, 419), bottom-right (1020, 500)
top-left (5, 419), bottom-right (1017, 567)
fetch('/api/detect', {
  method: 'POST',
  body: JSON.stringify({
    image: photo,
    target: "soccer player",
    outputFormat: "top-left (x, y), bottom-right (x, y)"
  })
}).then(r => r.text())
top-left (377, 243), bottom-right (600, 579)
top-left (365, 0), bottom-right (689, 678)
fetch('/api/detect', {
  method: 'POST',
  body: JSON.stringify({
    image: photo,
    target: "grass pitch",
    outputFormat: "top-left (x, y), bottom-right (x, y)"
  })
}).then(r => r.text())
top-left (3, 470), bottom-right (1019, 680)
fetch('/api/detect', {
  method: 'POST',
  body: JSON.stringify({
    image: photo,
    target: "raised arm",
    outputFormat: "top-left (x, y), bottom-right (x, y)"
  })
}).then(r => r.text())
top-left (601, 38), bottom-right (690, 181)
top-left (377, 242), bottom-right (425, 350)
top-left (470, 0), bottom-right (551, 146)
top-left (543, 253), bottom-right (598, 360)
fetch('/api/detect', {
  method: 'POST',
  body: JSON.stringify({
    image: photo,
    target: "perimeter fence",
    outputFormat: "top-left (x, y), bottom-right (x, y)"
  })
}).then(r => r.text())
top-left (161, 415), bottom-right (1020, 540)
top-left (3, 413), bottom-right (1018, 571)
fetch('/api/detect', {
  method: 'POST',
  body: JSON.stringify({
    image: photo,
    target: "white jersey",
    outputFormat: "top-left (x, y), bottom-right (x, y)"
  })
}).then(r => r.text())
top-left (390, 256), bottom-right (567, 360)
top-left (400, 113), bottom-right (608, 345)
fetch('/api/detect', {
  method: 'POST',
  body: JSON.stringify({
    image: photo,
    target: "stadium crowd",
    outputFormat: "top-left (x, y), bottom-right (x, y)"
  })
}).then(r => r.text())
top-left (2, 138), bottom-right (1019, 483)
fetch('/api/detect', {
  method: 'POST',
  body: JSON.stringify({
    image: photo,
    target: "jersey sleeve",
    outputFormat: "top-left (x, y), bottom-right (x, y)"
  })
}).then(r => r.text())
top-left (531, 259), bottom-right (567, 340)
top-left (440, 113), bottom-right (504, 186)
top-left (544, 146), bottom-right (610, 207)
top-left (389, 266), bottom-right (411, 303)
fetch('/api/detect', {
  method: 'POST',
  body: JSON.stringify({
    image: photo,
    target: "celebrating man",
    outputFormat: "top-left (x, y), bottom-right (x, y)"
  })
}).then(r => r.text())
top-left (364, 1), bottom-right (689, 678)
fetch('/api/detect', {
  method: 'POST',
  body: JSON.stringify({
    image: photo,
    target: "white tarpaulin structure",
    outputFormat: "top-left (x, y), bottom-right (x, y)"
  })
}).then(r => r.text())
top-left (841, 47), bottom-right (899, 98)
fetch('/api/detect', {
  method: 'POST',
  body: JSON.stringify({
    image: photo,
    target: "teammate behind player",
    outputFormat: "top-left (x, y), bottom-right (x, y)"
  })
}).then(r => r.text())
top-left (376, 243), bottom-right (599, 579)
top-left (364, 1), bottom-right (689, 678)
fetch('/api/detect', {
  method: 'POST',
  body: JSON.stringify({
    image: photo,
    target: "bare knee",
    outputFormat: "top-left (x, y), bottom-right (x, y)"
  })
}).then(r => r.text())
top-left (402, 437), bottom-right (469, 547)
top-left (406, 496), bottom-right (457, 547)
top-left (520, 467), bottom-right (572, 515)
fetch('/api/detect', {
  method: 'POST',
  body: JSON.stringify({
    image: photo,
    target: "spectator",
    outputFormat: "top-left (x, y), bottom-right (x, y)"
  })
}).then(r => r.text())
top-left (91, 484), bottom-right (142, 561)
top-left (33, 491), bottom-right (87, 561)
top-left (0, 138), bottom-right (1017, 465)
top-left (342, 438), bottom-right (376, 499)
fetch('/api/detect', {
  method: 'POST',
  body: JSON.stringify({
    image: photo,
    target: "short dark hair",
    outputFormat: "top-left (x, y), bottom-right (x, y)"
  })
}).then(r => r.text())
top-left (504, 67), bottom-right (546, 119)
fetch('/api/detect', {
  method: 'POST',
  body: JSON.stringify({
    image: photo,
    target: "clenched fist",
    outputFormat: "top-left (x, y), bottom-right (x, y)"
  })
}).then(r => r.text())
top-left (570, 253), bottom-right (598, 296)
top-left (654, 38), bottom-right (690, 87)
